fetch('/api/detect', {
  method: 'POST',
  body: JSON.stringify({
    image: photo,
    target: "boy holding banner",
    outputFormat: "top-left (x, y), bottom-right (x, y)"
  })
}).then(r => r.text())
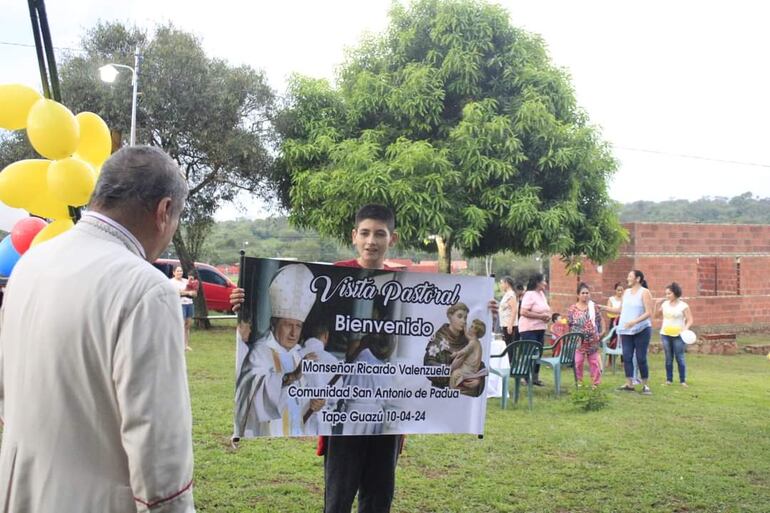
top-left (231, 204), bottom-right (401, 513)
top-left (231, 204), bottom-right (497, 513)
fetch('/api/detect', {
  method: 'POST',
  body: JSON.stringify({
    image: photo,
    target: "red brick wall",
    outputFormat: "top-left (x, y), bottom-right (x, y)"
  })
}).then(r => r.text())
top-left (739, 257), bottom-right (770, 296)
top-left (548, 222), bottom-right (770, 332)
top-left (632, 223), bottom-right (770, 254)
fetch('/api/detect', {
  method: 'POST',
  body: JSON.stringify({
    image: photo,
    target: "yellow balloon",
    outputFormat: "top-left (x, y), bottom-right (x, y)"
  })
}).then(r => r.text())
top-left (30, 219), bottom-right (74, 248)
top-left (0, 84), bottom-right (43, 130)
top-left (26, 99), bottom-right (80, 160)
top-left (26, 190), bottom-right (71, 220)
top-left (0, 159), bottom-right (49, 208)
top-left (47, 157), bottom-right (97, 206)
top-left (73, 112), bottom-right (112, 168)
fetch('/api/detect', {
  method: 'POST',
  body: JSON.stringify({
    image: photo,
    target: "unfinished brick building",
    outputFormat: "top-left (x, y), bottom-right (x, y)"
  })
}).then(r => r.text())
top-left (549, 222), bottom-right (770, 333)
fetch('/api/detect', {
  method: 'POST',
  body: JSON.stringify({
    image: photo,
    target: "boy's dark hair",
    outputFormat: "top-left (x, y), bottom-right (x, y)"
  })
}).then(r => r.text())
top-left (355, 204), bottom-right (395, 232)
top-left (514, 283), bottom-right (525, 292)
top-left (632, 269), bottom-right (649, 289)
top-left (526, 273), bottom-right (545, 291)
top-left (551, 313), bottom-right (561, 323)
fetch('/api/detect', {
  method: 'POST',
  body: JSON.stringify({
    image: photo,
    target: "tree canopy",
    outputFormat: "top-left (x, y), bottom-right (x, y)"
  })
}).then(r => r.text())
top-left (274, 0), bottom-right (625, 272)
top-left (59, 22), bottom-right (275, 322)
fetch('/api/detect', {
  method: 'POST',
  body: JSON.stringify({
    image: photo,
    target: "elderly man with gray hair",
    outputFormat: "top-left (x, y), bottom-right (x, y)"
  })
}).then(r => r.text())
top-left (0, 146), bottom-right (195, 512)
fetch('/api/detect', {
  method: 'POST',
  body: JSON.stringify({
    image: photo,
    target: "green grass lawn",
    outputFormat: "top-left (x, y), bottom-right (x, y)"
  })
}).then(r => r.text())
top-left (188, 325), bottom-right (770, 513)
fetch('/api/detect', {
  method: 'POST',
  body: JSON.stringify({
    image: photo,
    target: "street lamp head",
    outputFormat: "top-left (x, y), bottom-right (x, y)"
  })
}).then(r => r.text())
top-left (99, 64), bottom-right (119, 83)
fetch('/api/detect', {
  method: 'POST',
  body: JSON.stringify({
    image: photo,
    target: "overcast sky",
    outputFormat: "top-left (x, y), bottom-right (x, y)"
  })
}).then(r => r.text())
top-left (2, 0), bottom-right (769, 220)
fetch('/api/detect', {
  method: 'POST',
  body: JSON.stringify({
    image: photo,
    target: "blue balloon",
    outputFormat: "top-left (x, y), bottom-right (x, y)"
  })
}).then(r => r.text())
top-left (0, 235), bottom-right (21, 277)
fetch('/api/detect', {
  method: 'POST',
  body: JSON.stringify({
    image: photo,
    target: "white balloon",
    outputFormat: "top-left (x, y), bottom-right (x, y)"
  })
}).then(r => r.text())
top-left (0, 201), bottom-right (29, 232)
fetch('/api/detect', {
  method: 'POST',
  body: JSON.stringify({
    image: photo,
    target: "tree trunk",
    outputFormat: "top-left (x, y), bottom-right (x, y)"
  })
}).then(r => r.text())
top-left (435, 235), bottom-right (452, 274)
top-left (110, 128), bottom-right (122, 153)
top-left (173, 229), bottom-right (211, 329)
top-left (485, 255), bottom-right (493, 276)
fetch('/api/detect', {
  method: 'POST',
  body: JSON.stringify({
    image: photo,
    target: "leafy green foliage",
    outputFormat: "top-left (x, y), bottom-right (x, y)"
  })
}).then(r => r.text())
top-left (58, 22), bottom-right (276, 253)
top-left (0, 131), bottom-right (36, 171)
top-left (275, 0), bottom-right (625, 271)
top-left (570, 384), bottom-right (610, 412)
top-left (55, 22), bottom-right (276, 323)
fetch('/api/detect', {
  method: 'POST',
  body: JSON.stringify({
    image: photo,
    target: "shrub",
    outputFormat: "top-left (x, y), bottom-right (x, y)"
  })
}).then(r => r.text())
top-left (571, 385), bottom-right (610, 412)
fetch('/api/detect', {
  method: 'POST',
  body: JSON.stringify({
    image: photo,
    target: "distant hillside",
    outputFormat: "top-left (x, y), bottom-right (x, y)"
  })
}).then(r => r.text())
top-left (620, 192), bottom-right (770, 224)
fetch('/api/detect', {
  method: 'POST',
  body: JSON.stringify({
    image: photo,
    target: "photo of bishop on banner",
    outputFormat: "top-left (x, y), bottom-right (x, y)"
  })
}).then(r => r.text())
top-left (233, 258), bottom-right (494, 439)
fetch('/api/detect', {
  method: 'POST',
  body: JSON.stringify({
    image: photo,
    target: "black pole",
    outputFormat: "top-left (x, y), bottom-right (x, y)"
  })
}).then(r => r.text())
top-left (27, 0), bottom-right (50, 99)
top-left (34, 0), bottom-right (61, 102)
top-left (237, 250), bottom-right (246, 322)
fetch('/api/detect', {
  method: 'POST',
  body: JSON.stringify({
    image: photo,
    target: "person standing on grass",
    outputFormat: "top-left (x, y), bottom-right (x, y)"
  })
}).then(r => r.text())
top-left (231, 205), bottom-right (403, 513)
top-left (499, 276), bottom-right (518, 349)
top-left (518, 273), bottom-right (551, 386)
top-left (601, 270), bottom-right (654, 395)
top-left (171, 265), bottom-right (197, 351)
top-left (230, 204), bottom-right (497, 513)
top-left (0, 146), bottom-right (195, 512)
top-left (656, 282), bottom-right (693, 387)
top-left (567, 283), bottom-right (603, 389)
top-left (603, 281), bottom-right (624, 367)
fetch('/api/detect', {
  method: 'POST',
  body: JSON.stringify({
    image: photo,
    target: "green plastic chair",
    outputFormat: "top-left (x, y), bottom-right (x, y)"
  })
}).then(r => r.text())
top-left (490, 339), bottom-right (543, 410)
top-left (601, 326), bottom-right (622, 373)
top-left (537, 332), bottom-right (585, 396)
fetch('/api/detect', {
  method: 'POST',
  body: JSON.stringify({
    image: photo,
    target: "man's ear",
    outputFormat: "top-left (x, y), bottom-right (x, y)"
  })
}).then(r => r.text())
top-left (389, 231), bottom-right (399, 247)
top-left (155, 197), bottom-right (174, 231)
top-left (351, 228), bottom-right (358, 244)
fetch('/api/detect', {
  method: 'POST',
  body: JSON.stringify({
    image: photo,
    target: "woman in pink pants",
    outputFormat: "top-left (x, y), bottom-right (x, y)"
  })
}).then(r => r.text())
top-left (567, 282), bottom-right (603, 388)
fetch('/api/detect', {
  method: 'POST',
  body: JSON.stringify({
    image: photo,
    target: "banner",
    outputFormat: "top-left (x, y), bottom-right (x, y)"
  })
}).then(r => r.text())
top-left (233, 258), bottom-right (494, 438)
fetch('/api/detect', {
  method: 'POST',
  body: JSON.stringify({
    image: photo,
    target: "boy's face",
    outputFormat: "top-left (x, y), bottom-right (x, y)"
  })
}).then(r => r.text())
top-left (352, 218), bottom-right (398, 269)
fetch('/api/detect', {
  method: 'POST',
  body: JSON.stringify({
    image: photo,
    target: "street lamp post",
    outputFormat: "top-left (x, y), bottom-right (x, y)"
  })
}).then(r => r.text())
top-left (99, 47), bottom-right (142, 146)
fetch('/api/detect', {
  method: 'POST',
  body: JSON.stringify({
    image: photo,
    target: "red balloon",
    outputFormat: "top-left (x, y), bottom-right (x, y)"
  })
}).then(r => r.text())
top-left (10, 217), bottom-right (48, 254)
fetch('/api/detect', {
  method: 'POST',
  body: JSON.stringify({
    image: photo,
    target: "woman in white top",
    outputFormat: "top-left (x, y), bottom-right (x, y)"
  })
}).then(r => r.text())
top-left (655, 282), bottom-right (693, 386)
top-left (603, 282), bottom-right (624, 368)
top-left (171, 266), bottom-right (197, 351)
top-left (499, 276), bottom-right (518, 348)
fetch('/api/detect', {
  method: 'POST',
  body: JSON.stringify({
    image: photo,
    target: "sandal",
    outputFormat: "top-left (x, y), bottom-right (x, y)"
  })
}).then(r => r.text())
top-left (616, 384), bottom-right (635, 392)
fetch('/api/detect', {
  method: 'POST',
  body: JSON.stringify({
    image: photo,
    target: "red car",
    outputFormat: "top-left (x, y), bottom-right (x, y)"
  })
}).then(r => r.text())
top-left (153, 258), bottom-right (236, 312)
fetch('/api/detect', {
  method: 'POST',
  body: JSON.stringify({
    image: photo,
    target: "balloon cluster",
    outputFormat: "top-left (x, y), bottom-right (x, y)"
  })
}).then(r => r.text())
top-left (0, 83), bottom-right (111, 277)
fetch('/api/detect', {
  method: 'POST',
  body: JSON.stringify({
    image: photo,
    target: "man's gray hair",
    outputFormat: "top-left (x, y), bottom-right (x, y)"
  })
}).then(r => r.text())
top-left (89, 145), bottom-right (188, 215)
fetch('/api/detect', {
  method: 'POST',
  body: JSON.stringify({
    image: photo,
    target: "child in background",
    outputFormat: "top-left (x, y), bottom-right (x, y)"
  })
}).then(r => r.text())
top-left (186, 270), bottom-right (199, 296)
top-left (550, 313), bottom-right (569, 356)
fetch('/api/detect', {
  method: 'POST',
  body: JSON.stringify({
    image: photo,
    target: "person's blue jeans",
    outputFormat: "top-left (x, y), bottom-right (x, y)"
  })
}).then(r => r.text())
top-left (661, 334), bottom-right (686, 383)
top-left (621, 327), bottom-right (651, 380)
